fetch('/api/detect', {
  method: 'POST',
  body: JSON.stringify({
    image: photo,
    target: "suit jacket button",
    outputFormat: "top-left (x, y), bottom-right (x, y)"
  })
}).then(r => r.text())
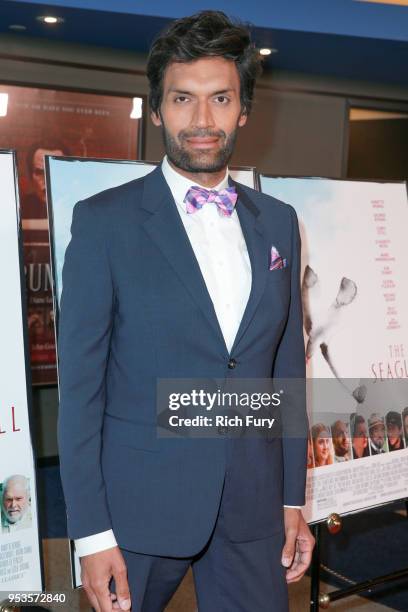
top-left (228, 358), bottom-right (237, 369)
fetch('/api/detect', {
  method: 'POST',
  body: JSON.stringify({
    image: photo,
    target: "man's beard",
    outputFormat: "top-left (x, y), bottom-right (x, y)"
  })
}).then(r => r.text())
top-left (5, 509), bottom-right (23, 523)
top-left (161, 125), bottom-right (238, 173)
top-left (335, 444), bottom-right (348, 457)
top-left (372, 436), bottom-right (383, 449)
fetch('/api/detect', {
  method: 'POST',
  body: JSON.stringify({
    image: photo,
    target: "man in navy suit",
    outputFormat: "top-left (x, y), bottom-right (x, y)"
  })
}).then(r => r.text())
top-left (58, 11), bottom-right (314, 612)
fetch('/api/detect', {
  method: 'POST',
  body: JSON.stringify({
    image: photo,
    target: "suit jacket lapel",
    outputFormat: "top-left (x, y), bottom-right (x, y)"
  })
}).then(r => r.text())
top-left (229, 179), bottom-right (269, 355)
top-left (140, 166), bottom-right (229, 356)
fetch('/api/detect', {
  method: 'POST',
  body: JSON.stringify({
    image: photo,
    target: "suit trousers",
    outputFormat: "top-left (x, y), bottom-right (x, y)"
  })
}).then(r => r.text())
top-left (109, 441), bottom-right (289, 612)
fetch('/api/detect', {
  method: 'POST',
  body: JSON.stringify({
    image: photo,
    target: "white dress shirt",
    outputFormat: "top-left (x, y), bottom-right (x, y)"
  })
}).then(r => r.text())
top-left (74, 156), bottom-right (299, 558)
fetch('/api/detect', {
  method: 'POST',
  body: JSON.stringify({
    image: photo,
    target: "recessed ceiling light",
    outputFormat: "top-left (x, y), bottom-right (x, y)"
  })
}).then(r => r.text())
top-left (9, 24), bottom-right (27, 31)
top-left (37, 15), bottom-right (64, 25)
top-left (130, 97), bottom-right (143, 119)
top-left (0, 93), bottom-right (9, 117)
top-left (259, 48), bottom-right (277, 56)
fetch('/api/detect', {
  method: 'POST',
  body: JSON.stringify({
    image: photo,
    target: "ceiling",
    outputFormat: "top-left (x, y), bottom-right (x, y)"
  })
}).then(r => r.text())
top-left (1, 0), bottom-right (408, 85)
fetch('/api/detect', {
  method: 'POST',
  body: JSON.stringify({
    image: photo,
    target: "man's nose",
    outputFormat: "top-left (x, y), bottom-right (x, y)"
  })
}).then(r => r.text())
top-left (193, 100), bottom-right (215, 129)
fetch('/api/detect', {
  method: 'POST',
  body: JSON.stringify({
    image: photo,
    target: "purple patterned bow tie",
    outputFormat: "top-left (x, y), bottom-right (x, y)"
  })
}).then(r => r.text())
top-left (184, 185), bottom-right (238, 217)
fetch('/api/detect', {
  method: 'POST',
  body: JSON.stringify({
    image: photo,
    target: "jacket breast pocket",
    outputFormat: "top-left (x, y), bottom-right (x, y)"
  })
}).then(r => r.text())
top-left (263, 265), bottom-right (291, 314)
top-left (268, 264), bottom-right (291, 284)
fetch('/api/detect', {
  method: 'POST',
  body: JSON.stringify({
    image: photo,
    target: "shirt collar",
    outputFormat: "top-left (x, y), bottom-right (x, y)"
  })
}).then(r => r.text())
top-left (161, 155), bottom-right (230, 213)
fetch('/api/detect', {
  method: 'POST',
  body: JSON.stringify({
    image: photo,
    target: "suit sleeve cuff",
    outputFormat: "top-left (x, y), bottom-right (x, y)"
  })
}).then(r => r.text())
top-left (74, 529), bottom-right (118, 557)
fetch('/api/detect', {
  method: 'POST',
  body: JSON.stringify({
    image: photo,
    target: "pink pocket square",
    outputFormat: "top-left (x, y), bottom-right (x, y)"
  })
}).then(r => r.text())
top-left (269, 246), bottom-right (287, 271)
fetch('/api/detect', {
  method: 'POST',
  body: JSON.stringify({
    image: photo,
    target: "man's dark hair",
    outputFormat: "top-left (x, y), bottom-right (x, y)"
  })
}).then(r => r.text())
top-left (147, 10), bottom-right (262, 117)
top-left (386, 410), bottom-right (402, 428)
top-left (350, 413), bottom-right (365, 437)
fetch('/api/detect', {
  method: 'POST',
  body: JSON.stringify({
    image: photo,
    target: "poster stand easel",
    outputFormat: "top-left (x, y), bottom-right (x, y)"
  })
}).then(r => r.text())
top-left (309, 500), bottom-right (408, 610)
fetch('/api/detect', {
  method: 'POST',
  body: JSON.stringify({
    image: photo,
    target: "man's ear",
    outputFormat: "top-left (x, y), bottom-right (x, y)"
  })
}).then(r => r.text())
top-left (238, 111), bottom-right (248, 128)
top-left (151, 110), bottom-right (162, 127)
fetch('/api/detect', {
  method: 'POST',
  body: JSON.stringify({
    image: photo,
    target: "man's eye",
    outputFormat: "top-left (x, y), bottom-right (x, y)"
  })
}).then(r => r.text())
top-left (175, 96), bottom-right (189, 103)
top-left (215, 96), bottom-right (229, 104)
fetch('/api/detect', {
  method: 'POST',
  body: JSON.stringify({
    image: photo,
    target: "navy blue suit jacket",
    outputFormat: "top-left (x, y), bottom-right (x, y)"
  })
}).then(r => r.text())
top-left (57, 166), bottom-right (307, 557)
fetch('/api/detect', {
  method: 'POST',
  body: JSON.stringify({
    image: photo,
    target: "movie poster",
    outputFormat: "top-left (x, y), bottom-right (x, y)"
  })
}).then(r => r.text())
top-left (46, 157), bottom-right (257, 587)
top-left (260, 175), bottom-right (408, 522)
top-left (0, 85), bottom-right (142, 384)
top-left (0, 151), bottom-right (43, 594)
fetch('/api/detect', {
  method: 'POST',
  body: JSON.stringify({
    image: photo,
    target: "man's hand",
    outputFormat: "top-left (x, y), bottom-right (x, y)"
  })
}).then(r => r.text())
top-left (281, 508), bottom-right (315, 583)
top-left (81, 546), bottom-right (131, 612)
